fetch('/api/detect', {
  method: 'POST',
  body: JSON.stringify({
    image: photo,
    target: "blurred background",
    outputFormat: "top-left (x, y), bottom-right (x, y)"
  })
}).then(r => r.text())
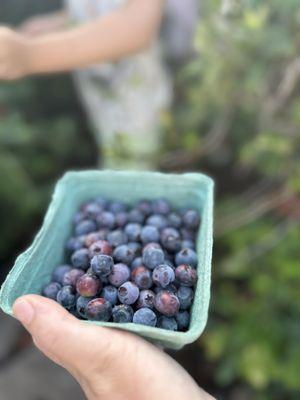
top-left (0, 1), bottom-right (299, 399)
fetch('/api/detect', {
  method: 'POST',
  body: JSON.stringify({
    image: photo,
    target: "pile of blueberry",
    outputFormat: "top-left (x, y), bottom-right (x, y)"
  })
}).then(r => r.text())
top-left (42, 197), bottom-right (200, 331)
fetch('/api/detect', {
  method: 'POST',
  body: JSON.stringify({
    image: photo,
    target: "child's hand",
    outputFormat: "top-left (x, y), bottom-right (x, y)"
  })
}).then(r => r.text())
top-left (0, 27), bottom-right (31, 80)
top-left (13, 295), bottom-right (215, 400)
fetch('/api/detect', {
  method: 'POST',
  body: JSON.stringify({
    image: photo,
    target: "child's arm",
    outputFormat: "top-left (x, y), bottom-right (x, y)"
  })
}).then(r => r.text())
top-left (19, 10), bottom-right (68, 37)
top-left (0, 0), bottom-right (164, 80)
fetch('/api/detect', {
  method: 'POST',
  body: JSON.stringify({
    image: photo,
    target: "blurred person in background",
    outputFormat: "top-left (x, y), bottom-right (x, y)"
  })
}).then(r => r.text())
top-left (0, 0), bottom-right (198, 170)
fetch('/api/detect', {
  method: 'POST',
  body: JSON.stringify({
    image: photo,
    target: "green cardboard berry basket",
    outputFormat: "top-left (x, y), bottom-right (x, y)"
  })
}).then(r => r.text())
top-left (0, 170), bottom-right (214, 350)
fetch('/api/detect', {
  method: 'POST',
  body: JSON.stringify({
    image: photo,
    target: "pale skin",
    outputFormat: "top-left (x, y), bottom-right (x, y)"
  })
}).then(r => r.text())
top-left (0, 0), bottom-right (164, 80)
top-left (13, 295), bottom-right (215, 400)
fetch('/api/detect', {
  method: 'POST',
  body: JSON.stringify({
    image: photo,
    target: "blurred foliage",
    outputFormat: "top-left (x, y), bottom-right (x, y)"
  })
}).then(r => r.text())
top-left (0, 0), bottom-right (300, 399)
top-left (161, 1), bottom-right (300, 398)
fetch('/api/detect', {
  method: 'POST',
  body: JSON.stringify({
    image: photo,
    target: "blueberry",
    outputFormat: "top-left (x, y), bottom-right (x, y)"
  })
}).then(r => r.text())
top-left (140, 226), bottom-right (160, 244)
top-left (42, 282), bottom-right (62, 300)
top-left (115, 212), bottom-right (128, 228)
top-left (142, 246), bottom-right (164, 270)
top-left (128, 209), bottom-right (145, 224)
top-left (143, 242), bottom-right (162, 251)
top-left (131, 257), bottom-right (143, 270)
top-left (136, 290), bottom-right (155, 309)
top-left (57, 286), bottom-right (76, 310)
top-left (161, 227), bottom-right (181, 253)
top-left (86, 298), bottom-right (112, 321)
top-left (131, 266), bottom-right (153, 289)
top-left (89, 240), bottom-right (112, 258)
top-left (83, 201), bottom-right (103, 219)
top-left (52, 265), bottom-right (72, 284)
top-left (101, 285), bottom-right (118, 305)
top-left (112, 305), bottom-right (134, 323)
top-left (180, 228), bottom-right (196, 241)
top-left (177, 286), bottom-right (194, 310)
top-left (85, 232), bottom-right (105, 248)
top-left (96, 211), bottom-right (115, 229)
top-left (151, 198), bottom-right (171, 215)
top-left (109, 201), bottom-right (127, 214)
top-left (107, 229), bottom-right (128, 247)
top-left (146, 214), bottom-right (168, 230)
top-left (73, 211), bottom-right (85, 225)
top-left (154, 284), bottom-right (177, 295)
top-left (152, 265), bottom-right (175, 288)
top-left (154, 290), bottom-right (180, 317)
top-left (113, 245), bottom-right (135, 264)
top-left (76, 274), bottom-right (102, 297)
top-left (164, 259), bottom-right (175, 269)
top-left (108, 263), bottom-right (130, 287)
top-left (136, 199), bottom-right (152, 216)
top-left (175, 265), bottom-right (198, 286)
top-left (157, 316), bottom-right (178, 331)
top-left (62, 268), bottom-right (85, 287)
top-left (182, 209), bottom-right (200, 230)
top-left (91, 254), bottom-right (114, 278)
top-left (175, 248), bottom-right (198, 267)
top-left (176, 311), bottom-right (190, 331)
top-left (118, 282), bottom-right (140, 305)
top-left (181, 240), bottom-right (195, 250)
top-left (95, 196), bottom-right (109, 209)
top-left (75, 219), bottom-right (97, 236)
top-left (76, 296), bottom-right (92, 319)
top-left (127, 242), bottom-right (142, 257)
top-left (71, 248), bottom-right (90, 270)
top-left (133, 308), bottom-right (157, 327)
top-left (124, 223), bottom-right (142, 242)
top-left (167, 212), bottom-right (182, 229)
top-left (65, 237), bottom-right (85, 253)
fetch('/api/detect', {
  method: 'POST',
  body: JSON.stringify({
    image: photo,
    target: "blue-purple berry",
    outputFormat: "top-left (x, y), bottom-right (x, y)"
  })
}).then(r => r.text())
top-left (115, 212), bottom-right (128, 228)
top-left (142, 246), bottom-right (165, 270)
top-left (131, 266), bottom-right (153, 289)
top-left (182, 209), bottom-right (200, 230)
top-left (89, 240), bottom-right (112, 258)
top-left (62, 268), bottom-right (85, 287)
top-left (124, 223), bottom-right (142, 242)
top-left (161, 227), bottom-right (181, 253)
top-left (127, 242), bottom-right (142, 257)
top-left (57, 286), bottom-right (76, 310)
top-left (76, 296), bottom-right (92, 319)
top-left (154, 290), bottom-right (180, 317)
top-left (118, 282), bottom-right (140, 305)
top-left (131, 257), bottom-right (143, 270)
top-left (97, 211), bottom-right (115, 229)
top-left (152, 265), bottom-right (175, 288)
top-left (175, 248), bottom-right (198, 267)
top-left (137, 199), bottom-right (152, 216)
top-left (177, 286), bottom-right (194, 310)
top-left (136, 290), bottom-right (155, 309)
top-left (86, 298), bottom-right (112, 321)
top-left (71, 248), bottom-right (90, 270)
top-left (176, 311), bottom-right (190, 330)
top-left (112, 305), bottom-right (134, 323)
top-left (181, 240), bottom-right (195, 250)
top-left (65, 237), bottom-right (85, 253)
top-left (109, 201), bottom-right (127, 214)
top-left (146, 214), bottom-right (168, 230)
top-left (52, 265), bottom-right (72, 284)
top-left (151, 198), bottom-right (171, 215)
top-left (133, 308), bottom-right (157, 327)
top-left (75, 219), bottom-right (97, 236)
top-left (157, 316), bottom-right (178, 331)
top-left (175, 265), bottom-right (198, 286)
top-left (76, 274), bottom-right (102, 297)
top-left (42, 282), bottom-right (62, 300)
top-left (108, 263), bottom-right (130, 287)
top-left (91, 254), bottom-right (114, 278)
top-left (128, 209), bottom-right (145, 224)
top-left (167, 212), bottom-right (182, 229)
top-left (107, 229), bottom-right (128, 247)
top-left (113, 245), bottom-right (135, 264)
top-left (101, 285), bottom-right (118, 305)
top-left (140, 225), bottom-right (160, 244)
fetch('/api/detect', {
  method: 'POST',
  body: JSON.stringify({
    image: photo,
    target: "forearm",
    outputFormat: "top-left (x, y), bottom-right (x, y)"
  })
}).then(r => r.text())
top-left (26, 0), bottom-right (164, 74)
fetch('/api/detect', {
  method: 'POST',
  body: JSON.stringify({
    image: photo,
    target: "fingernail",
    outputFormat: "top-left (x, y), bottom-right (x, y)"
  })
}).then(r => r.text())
top-left (13, 298), bottom-right (35, 325)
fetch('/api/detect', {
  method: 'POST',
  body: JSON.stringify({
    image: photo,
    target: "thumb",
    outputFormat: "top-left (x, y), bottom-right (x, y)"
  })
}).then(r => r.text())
top-left (12, 295), bottom-right (114, 377)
